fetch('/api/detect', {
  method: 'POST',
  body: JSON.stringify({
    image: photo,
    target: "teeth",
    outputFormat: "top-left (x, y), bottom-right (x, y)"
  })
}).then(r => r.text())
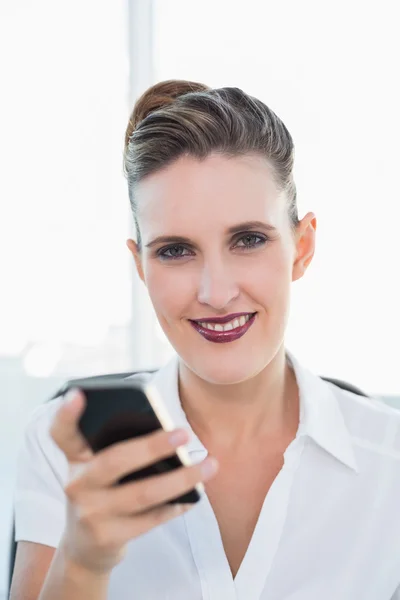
top-left (198, 314), bottom-right (253, 332)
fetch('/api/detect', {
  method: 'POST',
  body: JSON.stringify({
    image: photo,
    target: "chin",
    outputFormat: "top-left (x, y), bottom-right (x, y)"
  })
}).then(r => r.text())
top-left (183, 353), bottom-right (261, 385)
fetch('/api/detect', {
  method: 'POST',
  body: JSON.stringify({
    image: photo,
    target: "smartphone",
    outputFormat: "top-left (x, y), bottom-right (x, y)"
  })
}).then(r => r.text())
top-left (62, 378), bottom-right (203, 504)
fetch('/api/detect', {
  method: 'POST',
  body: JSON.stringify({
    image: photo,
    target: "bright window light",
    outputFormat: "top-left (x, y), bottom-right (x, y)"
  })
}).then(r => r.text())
top-left (152, 0), bottom-right (400, 395)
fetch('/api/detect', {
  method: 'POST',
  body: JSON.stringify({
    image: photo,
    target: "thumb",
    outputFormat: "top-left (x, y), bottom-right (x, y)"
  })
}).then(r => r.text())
top-left (50, 389), bottom-right (93, 463)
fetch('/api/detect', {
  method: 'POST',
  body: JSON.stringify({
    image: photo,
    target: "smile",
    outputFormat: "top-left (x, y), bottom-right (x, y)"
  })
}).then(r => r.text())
top-left (189, 312), bottom-right (257, 343)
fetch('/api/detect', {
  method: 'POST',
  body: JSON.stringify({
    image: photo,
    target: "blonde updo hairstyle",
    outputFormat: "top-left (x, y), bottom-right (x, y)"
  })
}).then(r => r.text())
top-left (123, 79), bottom-right (299, 249)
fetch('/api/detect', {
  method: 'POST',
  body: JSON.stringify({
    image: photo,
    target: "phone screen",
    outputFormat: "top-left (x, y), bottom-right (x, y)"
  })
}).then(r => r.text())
top-left (63, 379), bottom-right (201, 504)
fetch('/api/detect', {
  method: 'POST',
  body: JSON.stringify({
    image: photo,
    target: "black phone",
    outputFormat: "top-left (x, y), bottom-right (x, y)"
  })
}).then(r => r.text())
top-left (62, 378), bottom-right (202, 504)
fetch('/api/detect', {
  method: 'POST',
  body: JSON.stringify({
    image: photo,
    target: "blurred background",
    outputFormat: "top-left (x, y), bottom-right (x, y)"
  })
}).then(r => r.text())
top-left (0, 0), bottom-right (399, 595)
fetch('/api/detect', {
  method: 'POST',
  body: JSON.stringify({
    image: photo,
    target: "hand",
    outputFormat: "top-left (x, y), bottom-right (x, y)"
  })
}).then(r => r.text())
top-left (50, 389), bottom-right (218, 575)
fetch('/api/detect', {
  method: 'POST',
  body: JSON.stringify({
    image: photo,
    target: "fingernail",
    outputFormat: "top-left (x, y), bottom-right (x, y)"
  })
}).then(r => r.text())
top-left (168, 429), bottom-right (189, 447)
top-left (64, 389), bottom-right (80, 406)
top-left (200, 457), bottom-right (219, 480)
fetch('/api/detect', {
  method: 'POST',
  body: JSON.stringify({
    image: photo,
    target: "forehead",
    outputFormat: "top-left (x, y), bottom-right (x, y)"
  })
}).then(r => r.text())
top-left (135, 153), bottom-right (285, 236)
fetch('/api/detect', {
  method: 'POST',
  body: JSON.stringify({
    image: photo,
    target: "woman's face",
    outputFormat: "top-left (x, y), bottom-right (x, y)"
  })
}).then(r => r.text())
top-left (128, 153), bottom-right (316, 384)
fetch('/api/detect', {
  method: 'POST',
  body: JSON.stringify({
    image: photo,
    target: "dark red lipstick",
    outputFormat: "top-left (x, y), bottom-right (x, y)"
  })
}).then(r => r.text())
top-left (189, 312), bottom-right (257, 343)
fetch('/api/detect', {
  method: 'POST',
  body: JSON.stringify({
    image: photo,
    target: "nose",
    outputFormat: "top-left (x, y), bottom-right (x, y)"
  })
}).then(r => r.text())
top-left (197, 259), bottom-right (240, 310)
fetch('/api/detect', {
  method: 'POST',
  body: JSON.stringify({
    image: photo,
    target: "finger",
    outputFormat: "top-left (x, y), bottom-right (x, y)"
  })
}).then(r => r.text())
top-left (104, 503), bottom-right (193, 548)
top-left (83, 427), bottom-right (190, 488)
top-left (50, 389), bottom-right (93, 462)
top-left (108, 456), bottom-right (218, 515)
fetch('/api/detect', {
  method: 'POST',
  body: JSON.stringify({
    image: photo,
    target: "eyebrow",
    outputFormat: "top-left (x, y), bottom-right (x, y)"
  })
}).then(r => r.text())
top-left (145, 221), bottom-right (278, 249)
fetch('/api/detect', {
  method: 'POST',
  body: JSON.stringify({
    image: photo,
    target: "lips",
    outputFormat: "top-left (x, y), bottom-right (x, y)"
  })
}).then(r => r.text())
top-left (189, 312), bottom-right (257, 344)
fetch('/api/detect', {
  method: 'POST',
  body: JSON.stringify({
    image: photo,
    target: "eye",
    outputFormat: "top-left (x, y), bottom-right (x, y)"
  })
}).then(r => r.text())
top-left (157, 244), bottom-right (193, 260)
top-left (234, 233), bottom-right (267, 249)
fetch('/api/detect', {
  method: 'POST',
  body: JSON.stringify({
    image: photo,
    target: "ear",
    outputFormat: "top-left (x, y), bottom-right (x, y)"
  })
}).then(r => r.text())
top-left (292, 212), bottom-right (317, 282)
top-left (126, 239), bottom-right (145, 283)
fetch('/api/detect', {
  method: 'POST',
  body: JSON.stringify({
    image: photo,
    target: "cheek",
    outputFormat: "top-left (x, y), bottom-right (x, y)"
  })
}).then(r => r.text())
top-left (244, 249), bottom-right (293, 305)
top-left (145, 262), bottom-right (194, 319)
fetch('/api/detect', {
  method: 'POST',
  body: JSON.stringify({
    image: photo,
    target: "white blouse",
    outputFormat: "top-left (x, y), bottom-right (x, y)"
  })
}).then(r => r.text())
top-left (13, 350), bottom-right (400, 599)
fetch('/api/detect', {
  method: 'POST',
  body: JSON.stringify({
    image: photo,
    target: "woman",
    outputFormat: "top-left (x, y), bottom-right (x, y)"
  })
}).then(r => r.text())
top-left (10, 80), bottom-right (400, 600)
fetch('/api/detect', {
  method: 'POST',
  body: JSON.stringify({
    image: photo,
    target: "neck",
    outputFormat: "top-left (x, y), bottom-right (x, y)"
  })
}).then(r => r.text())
top-left (178, 346), bottom-right (300, 452)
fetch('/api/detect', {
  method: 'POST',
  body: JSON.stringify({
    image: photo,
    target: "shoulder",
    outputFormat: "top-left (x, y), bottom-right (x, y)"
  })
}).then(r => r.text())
top-left (328, 381), bottom-right (400, 460)
top-left (289, 350), bottom-right (400, 463)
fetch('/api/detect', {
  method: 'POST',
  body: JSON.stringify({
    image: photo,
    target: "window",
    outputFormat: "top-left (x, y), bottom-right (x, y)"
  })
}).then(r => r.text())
top-left (152, 0), bottom-right (400, 396)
